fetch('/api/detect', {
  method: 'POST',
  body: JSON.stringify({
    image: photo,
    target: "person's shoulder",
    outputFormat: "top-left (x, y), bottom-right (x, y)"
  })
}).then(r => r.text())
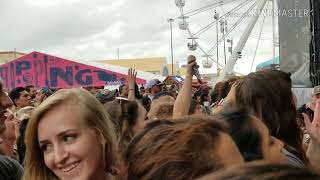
top-left (282, 148), bottom-right (305, 168)
top-left (0, 155), bottom-right (24, 180)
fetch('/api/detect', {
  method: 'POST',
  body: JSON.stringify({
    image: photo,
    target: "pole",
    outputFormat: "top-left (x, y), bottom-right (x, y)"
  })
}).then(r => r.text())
top-left (221, 20), bottom-right (227, 65)
top-left (218, 0), bottom-right (268, 81)
top-left (227, 38), bottom-right (233, 55)
top-left (272, 0), bottom-right (276, 58)
top-left (117, 48), bottom-right (120, 60)
top-left (168, 18), bottom-right (174, 75)
top-left (214, 11), bottom-right (219, 74)
top-left (216, 19), bottom-right (219, 74)
top-left (229, 39), bottom-right (233, 54)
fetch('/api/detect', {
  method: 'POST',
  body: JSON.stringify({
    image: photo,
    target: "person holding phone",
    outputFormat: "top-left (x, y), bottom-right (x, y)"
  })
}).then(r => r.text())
top-left (34, 87), bottom-right (53, 106)
top-left (173, 55), bottom-right (201, 118)
top-left (297, 86), bottom-right (320, 124)
top-left (304, 98), bottom-right (320, 172)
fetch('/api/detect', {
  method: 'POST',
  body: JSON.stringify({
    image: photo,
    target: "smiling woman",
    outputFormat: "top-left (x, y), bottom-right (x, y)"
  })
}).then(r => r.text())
top-left (23, 89), bottom-right (118, 180)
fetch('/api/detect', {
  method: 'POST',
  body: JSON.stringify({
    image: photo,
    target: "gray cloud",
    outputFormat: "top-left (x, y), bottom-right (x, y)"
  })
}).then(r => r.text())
top-left (0, 0), bottom-right (278, 74)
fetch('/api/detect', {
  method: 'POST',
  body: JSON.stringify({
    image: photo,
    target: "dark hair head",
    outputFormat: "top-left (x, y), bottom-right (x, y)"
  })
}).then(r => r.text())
top-left (9, 87), bottom-right (26, 106)
top-left (235, 69), bottom-right (306, 163)
top-left (140, 95), bottom-right (151, 112)
top-left (120, 100), bottom-right (139, 127)
top-left (25, 85), bottom-right (35, 92)
top-left (134, 83), bottom-right (141, 99)
top-left (216, 76), bottom-right (241, 104)
top-left (125, 115), bottom-right (229, 180)
top-left (193, 89), bottom-right (202, 100)
top-left (17, 119), bottom-right (29, 164)
top-left (219, 111), bottom-right (263, 161)
top-left (118, 84), bottom-right (126, 93)
top-left (104, 99), bottom-right (140, 152)
top-left (200, 86), bottom-right (212, 105)
top-left (103, 100), bottom-right (122, 132)
top-left (198, 162), bottom-right (320, 180)
top-left (189, 99), bottom-right (200, 115)
top-left (211, 82), bottom-right (223, 104)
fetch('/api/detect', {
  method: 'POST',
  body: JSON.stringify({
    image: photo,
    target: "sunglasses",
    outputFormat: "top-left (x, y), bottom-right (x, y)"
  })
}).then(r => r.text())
top-left (115, 97), bottom-right (130, 106)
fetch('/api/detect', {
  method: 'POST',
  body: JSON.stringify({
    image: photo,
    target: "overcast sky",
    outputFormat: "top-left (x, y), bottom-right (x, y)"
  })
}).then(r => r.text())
top-left (0, 0), bottom-right (279, 75)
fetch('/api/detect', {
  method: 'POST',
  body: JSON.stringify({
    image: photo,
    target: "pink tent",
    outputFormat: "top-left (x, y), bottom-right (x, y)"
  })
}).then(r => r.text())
top-left (0, 51), bottom-right (146, 90)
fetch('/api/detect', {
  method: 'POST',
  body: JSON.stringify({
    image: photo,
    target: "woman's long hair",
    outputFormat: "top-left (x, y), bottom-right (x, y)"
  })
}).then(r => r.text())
top-left (104, 98), bottom-right (140, 153)
top-left (235, 69), bottom-right (307, 164)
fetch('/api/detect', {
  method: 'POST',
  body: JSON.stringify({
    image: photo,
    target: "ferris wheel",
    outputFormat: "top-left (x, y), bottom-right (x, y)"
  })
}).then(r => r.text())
top-left (175, 0), bottom-right (279, 80)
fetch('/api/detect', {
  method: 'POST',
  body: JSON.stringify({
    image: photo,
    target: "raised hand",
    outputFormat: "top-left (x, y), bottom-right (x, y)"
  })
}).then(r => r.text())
top-left (304, 99), bottom-right (320, 144)
top-left (127, 68), bottom-right (137, 88)
top-left (173, 55), bottom-right (196, 118)
top-left (186, 55), bottom-right (198, 76)
top-left (304, 99), bottom-right (320, 171)
top-left (127, 68), bottom-right (137, 101)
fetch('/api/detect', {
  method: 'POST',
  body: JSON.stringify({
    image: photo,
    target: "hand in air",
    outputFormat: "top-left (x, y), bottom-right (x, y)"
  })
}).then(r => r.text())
top-left (304, 99), bottom-right (320, 144)
top-left (127, 68), bottom-right (137, 88)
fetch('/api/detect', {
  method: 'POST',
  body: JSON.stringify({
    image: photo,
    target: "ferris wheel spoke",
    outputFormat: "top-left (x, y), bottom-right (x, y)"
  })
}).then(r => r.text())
top-left (184, 0), bottom-right (239, 17)
top-left (187, 28), bottom-right (224, 67)
top-left (192, 21), bottom-right (217, 37)
top-left (191, 0), bottom-right (253, 37)
top-left (206, 1), bottom-right (258, 55)
top-left (220, 0), bottom-right (254, 20)
top-left (250, 0), bottom-right (269, 72)
top-left (207, 15), bottom-right (248, 55)
top-left (186, 3), bottom-right (220, 17)
top-left (176, 0), bottom-right (276, 74)
top-left (249, 1), bottom-right (273, 40)
top-left (219, 0), bottom-right (268, 80)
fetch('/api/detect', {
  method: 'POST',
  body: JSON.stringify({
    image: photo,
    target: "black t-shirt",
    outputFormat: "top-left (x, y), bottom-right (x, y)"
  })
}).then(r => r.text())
top-left (0, 155), bottom-right (23, 180)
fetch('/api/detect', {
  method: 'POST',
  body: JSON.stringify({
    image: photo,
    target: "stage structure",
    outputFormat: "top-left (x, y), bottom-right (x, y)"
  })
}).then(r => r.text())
top-left (278, 0), bottom-right (311, 87)
top-left (310, 0), bottom-right (320, 86)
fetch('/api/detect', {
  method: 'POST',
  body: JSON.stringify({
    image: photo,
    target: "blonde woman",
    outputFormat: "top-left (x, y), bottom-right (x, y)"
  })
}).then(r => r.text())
top-left (24, 89), bottom-right (118, 180)
top-left (147, 101), bottom-right (174, 120)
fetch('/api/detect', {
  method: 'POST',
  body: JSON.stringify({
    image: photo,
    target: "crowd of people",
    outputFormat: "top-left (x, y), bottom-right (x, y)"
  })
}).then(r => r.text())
top-left (0, 55), bottom-right (320, 179)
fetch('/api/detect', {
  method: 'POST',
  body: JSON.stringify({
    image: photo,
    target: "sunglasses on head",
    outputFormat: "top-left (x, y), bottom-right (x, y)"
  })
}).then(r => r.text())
top-left (115, 97), bottom-right (130, 105)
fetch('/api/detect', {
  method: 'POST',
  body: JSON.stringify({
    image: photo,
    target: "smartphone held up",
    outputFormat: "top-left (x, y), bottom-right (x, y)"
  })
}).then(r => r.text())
top-left (193, 66), bottom-right (202, 83)
top-left (188, 55), bottom-right (202, 83)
